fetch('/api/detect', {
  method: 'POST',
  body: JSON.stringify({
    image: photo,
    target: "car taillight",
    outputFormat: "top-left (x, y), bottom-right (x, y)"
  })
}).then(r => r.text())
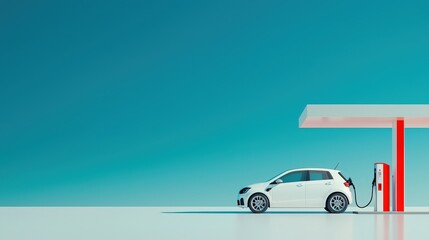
top-left (343, 181), bottom-right (350, 187)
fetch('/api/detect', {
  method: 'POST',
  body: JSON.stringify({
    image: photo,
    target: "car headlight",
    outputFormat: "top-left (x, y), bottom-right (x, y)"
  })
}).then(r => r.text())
top-left (239, 187), bottom-right (251, 194)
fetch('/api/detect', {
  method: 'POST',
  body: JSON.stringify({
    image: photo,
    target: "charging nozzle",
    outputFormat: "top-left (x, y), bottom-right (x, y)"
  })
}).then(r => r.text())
top-left (347, 178), bottom-right (354, 188)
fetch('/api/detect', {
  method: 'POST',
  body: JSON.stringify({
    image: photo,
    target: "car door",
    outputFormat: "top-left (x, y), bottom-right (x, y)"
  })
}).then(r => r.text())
top-left (269, 171), bottom-right (307, 207)
top-left (305, 170), bottom-right (334, 207)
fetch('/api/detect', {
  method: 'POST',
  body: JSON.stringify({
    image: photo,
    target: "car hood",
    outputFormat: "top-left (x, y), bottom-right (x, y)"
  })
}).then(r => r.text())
top-left (248, 182), bottom-right (270, 189)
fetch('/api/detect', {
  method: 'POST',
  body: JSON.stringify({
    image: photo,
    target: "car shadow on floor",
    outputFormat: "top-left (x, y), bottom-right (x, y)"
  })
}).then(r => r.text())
top-left (162, 211), bottom-right (354, 214)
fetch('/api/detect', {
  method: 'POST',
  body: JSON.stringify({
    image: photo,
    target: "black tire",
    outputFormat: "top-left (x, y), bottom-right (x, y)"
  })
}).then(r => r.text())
top-left (326, 193), bottom-right (348, 213)
top-left (248, 193), bottom-right (269, 213)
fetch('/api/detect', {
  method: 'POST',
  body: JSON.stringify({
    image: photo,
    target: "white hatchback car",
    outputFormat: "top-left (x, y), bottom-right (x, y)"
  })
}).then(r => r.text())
top-left (237, 168), bottom-right (352, 213)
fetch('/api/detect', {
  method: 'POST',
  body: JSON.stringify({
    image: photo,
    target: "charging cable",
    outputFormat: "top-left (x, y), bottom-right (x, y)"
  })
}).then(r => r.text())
top-left (348, 176), bottom-right (376, 208)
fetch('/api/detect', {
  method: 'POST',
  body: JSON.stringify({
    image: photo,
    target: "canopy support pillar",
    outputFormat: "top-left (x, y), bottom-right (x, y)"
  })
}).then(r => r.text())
top-left (392, 119), bottom-right (405, 212)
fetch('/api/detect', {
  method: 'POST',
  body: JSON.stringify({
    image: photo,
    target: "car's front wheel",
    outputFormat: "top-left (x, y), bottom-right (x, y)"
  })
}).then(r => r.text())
top-left (326, 193), bottom-right (348, 213)
top-left (248, 193), bottom-right (269, 213)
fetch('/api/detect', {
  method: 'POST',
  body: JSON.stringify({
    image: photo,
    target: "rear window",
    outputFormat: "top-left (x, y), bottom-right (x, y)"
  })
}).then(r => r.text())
top-left (309, 171), bottom-right (332, 181)
top-left (338, 172), bottom-right (348, 181)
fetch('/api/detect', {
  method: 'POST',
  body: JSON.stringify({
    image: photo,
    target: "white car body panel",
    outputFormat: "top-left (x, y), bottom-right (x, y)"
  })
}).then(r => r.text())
top-left (270, 181), bottom-right (306, 207)
top-left (305, 179), bottom-right (333, 207)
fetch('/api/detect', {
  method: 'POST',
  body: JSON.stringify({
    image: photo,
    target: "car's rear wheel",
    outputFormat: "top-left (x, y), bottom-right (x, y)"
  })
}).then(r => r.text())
top-left (248, 193), bottom-right (269, 213)
top-left (326, 193), bottom-right (348, 213)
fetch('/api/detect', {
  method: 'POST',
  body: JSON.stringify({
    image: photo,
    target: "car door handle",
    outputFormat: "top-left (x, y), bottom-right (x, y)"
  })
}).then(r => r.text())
top-left (325, 182), bottom-right (332, 185)
top-left (296, 183), bottom-right (303, 187)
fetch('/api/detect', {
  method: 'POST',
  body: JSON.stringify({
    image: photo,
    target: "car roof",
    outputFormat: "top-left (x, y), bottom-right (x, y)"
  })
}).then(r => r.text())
top-left (268, 168), bottom-right (341, 182)
top-left (293, 168), bottom-right (340, 172)
top-left (281, 168), bottom-right (341, 174)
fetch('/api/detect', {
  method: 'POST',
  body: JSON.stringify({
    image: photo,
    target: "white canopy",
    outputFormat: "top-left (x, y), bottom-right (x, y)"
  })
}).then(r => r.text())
top-left (299, 104), bottom-right (429, 128)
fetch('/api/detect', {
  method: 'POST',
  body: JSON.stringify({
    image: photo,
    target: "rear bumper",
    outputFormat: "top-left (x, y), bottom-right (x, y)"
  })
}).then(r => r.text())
top-left (345, 190), bottom-right (353, 204)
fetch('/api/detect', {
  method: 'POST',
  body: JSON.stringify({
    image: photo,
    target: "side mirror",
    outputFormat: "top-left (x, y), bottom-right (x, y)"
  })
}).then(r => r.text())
top-left (274, 179), bottom-right (283, 184)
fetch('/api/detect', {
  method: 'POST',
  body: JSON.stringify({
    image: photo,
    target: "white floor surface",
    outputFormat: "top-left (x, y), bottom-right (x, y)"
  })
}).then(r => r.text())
top-left (1, 207), bottom-right (429, 240)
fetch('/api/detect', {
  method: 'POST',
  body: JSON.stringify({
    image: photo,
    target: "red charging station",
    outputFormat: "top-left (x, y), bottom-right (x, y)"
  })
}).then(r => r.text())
top-left (375, 163), bottom-right (390, 212)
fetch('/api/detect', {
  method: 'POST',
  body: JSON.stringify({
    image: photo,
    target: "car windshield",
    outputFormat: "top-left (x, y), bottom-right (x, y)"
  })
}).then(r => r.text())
top-left (267, 170), bottom-right (289, 182)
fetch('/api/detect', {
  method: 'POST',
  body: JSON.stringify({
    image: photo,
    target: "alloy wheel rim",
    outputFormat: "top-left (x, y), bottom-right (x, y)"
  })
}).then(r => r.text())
top-left (330, 195), bottom-right (345, 211)
top-left (251, 196), bottom-right (266, 211)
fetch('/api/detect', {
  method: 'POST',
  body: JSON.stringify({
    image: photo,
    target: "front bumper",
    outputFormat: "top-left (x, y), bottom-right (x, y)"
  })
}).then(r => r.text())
top-left (237, 192), bottom-right (251, 208)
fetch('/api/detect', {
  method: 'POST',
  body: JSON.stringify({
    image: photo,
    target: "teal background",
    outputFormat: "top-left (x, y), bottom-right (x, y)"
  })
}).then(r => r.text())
top-left (1, 1), bottom-right (429, 206)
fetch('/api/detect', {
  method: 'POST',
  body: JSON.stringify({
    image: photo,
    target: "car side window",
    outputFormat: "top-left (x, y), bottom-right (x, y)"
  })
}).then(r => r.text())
top-left (280, 171), bottom-right (306, 183)
top-left (309, 171), bottom-right (332, 181)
